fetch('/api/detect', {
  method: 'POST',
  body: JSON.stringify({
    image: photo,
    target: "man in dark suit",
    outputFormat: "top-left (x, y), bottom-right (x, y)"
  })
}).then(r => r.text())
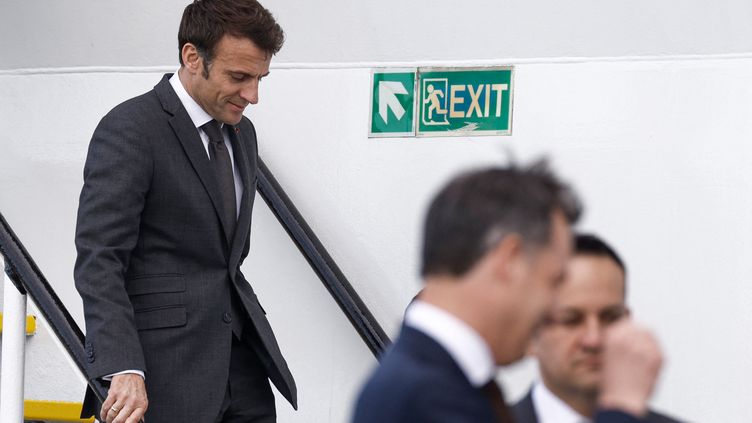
top-left (352, 162), bottom-right (665, 423)
top-left (74, 1), bottom-right (296, 422)
top-left (513, 234), bottom-right (682, 423)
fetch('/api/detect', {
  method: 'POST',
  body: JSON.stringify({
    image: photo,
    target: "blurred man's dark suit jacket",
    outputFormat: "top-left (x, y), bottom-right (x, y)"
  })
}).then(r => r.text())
top-left (512, 389), bottom-right (683, 423)
top-left (75, 74), bottom-right (296, 422)
top-left (353, 325), bottom-right (501, 422)
top-left (353, 325), bottom-right (650, 423)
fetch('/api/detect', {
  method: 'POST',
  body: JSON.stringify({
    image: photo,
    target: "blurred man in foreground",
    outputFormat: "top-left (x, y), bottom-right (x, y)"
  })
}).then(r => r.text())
top-left (513, 234), bottom-right (682, 423)
top-left (352, 161), bottom-right (664, 423)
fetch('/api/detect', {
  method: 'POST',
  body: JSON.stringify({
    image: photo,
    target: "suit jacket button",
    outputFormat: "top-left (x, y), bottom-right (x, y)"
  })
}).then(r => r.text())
top-left (222, 312), bottom-right (232, 324)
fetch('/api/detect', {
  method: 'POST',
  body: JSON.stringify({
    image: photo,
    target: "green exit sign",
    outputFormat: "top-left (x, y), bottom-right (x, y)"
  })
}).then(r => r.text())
top-left (417, 67), bottom-right (513, 136)
top-left (368, 66), bottom-right (514, 138)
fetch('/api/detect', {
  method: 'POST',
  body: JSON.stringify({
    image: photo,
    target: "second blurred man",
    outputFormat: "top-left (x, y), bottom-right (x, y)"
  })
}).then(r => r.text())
top-left (513, 234), bottom-right (681, 423)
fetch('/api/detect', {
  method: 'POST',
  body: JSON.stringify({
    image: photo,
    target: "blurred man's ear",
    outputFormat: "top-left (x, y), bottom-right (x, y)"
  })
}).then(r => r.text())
top-left (487, 233), bottom-right (525, 286)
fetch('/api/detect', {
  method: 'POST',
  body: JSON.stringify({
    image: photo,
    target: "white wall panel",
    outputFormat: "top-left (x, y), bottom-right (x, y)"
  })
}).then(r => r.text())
top-left (2, 56), bottom-right (750, 421)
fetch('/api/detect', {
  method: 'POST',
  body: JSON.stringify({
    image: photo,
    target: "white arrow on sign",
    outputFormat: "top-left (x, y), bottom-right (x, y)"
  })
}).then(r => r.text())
top-left (378, 81), bottom-right (408, 124)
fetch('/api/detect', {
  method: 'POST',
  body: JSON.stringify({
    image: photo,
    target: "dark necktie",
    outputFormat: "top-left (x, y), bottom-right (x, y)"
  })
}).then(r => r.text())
top-left (481, 379), bottom-right (515, 423)
top-left (201, 120), bottom-right (237, 240)
top-left (201, 120), bottom-right (244, 338)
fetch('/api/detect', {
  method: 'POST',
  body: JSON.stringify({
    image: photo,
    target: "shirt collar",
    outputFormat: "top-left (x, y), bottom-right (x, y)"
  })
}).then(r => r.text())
top-left (169, 71), bottom-right (215, 129)
top-left (532, 381), bottom-right (591, 423)
top-left (404, 300), bottom-right (495, 387)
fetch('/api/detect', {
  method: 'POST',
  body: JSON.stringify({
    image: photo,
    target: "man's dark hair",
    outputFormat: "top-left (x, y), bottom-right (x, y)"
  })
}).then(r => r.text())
top-left (178, 0), bottom-right (284, 70)
top-left (420, 159), bottom-right (582, 278)
top-left (574, 233), bottom-right (627, 277)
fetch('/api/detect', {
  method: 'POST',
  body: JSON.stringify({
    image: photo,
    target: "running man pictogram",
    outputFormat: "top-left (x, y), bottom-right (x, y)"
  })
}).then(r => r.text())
top-left (421, 78), bottom-right (450, 125)
top-left (424, 84), bottom-right (447, 120)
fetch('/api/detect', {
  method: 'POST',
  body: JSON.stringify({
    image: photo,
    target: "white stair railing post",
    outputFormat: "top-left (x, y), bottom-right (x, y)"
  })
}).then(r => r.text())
top-left (1, 258), bottom-right (27, 423)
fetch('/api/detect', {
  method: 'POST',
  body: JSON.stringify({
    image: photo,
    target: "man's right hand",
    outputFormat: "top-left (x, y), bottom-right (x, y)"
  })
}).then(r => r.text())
top-left (598, 320), bottom-right (663, 417)
top-left (100, 373), bottom-right (148, 423)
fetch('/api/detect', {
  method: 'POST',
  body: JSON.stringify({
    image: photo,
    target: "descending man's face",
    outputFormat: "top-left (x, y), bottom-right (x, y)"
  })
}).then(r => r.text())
top-left (530, 254), bottom-right (628, 396)
top-left (191, 35), bottom-right (271, 125)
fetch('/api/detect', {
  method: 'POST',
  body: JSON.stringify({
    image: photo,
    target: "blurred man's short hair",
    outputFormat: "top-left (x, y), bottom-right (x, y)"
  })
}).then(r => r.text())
top-left (421, 159), bottom-right (582, 278)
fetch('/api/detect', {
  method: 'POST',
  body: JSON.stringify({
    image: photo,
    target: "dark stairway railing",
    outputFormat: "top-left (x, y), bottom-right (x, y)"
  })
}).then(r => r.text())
top-left (0, 212), bottom-right (110, 404)
top-left (257, 158), bottom-right (390, 357)
top-left (0, 157), bottom-right (391, 409)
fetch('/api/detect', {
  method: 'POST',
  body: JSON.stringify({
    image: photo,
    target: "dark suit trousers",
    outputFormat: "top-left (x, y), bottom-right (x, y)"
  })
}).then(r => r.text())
top-left (215, 331), bottom-right (276, 423)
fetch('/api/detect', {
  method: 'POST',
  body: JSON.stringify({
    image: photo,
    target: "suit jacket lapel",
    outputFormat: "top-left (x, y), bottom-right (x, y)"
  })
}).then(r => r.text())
top-left (227, 124), bottom-right (253, 272)
top-left (155, 75), bottom-right (234, 248)
top-left (402, 325), bottom-right (514, 423)
top-left (170, 114), bottom-right (237, 247)
top-left (171, 115), bottom-right (233, 245)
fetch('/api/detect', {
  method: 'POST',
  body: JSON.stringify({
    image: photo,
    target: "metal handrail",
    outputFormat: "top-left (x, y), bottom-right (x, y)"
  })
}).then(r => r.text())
top-left (257, 158), bottom-right (391, 357)
top-left (0, 212), bottom-right (109, 405)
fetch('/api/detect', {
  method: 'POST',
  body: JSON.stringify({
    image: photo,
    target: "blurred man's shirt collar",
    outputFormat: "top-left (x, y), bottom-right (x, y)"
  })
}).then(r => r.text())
top-left (533, 381), bottom-right (591, 423)
top-left (405, 300), bottom-right (495, 387)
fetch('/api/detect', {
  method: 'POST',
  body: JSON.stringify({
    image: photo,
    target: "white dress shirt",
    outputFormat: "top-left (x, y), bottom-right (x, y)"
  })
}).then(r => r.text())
top-left (169, 71), bottom-right (244, 218)
top-left (532, 381), bottom-right (591, 423)
top-left (404, 300), bottom-right (496, 387)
